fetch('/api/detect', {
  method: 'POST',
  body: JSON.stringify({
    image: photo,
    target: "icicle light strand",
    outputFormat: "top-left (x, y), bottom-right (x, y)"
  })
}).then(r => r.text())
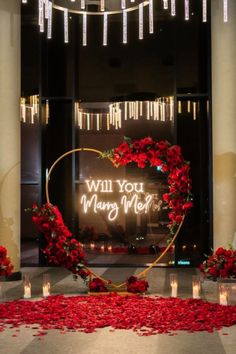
top-left (103, 12), bottom-right (108, 46)
top-left (139, 3), bottom-right (144, 40)
top-left (149, 0), bottom-right (154, 34)
top-left (47, 1), bottom-right (52, 39)
top-left (171, 0), bottom-right (176, 16)
top-left (185, 0), bottom-right (190, 21)
top-left (83, 12), bottom-right (87, 46)
top-left (64, 9), bottom-right (69, 43)
top-left (123, 10), bottom-right (127, 44)
top-left (202, 0), bottom-right (207, 22)
top-left (223, 0), bottom-right (228, 22)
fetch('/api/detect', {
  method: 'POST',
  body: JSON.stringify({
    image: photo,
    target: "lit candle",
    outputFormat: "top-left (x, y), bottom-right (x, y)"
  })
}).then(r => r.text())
top-left (108, 245), bottom-right (112, 252)
top-left (193, 284), bottom-right (200, 299)
top-left (170, 274), bottom-right (178, 297)
top-left (192, 276), bottom-right (201, 299)
top-left (219, 292), bottom-right (228, 306)
top-left (171, 282), bottom-right (178, 297)
top-left (90, 242), bottom-right (95, 250)
top-left (43, 284), bottom-right (50, 297)
top-left (24, 285), bottom-right (31, 299)
top-left (100, 244), bottom-right (105, 252)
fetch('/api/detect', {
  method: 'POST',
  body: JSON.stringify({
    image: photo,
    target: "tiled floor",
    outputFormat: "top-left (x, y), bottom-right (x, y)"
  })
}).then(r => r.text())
top-left (0, 267), bottom-right (236, 354)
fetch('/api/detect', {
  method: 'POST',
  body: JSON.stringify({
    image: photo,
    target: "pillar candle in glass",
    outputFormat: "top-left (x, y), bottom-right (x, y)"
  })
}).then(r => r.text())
top-left (23, 274), bottom-right (31, 299)
top-left (219, 283), bottom-right (228, 306)
top-left (170, 273), bottom-right (178, 297)
top-left (42, 274), bottom-right (50, 297)
top-left (192, 275), bottom-right (201, 299)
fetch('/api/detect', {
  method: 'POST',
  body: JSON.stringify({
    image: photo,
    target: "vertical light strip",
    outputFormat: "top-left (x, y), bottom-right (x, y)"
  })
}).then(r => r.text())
top-left (81, 0), bottom-right (85, 9)
top-left (139, 3), bottom-right (144, 40)
top-left (149, 0), bottom-right (154, 34)
top-left (171, 0), bottom-right (176, 16)
top-left (64, 9), bottom-right (69, 43)
top-left (193, 102), bottom-right (197, 120)
top-left (121, 0), bottom-right (126, 10)
top-left (163, 0), bottom-right (168, 10)
top-left (47, 1), bottom-right (52, 39)
top-left (103, 12), bottom-right (108, 46)
top-left (202, 0), bottom-right (207, 22)
top-left (223, 0), bottom-right (228, 22)
top-left (39, 0), bottom-right (44, 32)
top-left (100, 0), bottom-right (105, 12)
top-left (185, 0), bottom-right (189, 21)
top-left (83, 12), bottom-right (87, 46)
top-left (123, 10), bottom-right (127, 44)
top-left (45, 0), bottom-right (49, 19)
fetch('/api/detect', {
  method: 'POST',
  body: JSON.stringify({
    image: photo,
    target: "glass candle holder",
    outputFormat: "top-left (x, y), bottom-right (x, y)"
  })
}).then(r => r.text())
top-left (42, 274), bottom-right (50, 297)
top-left (218, 283), bottom-right (229, 306)
top-left (170, 273), bottom-right (178, 297)
top-left (23, 274), bottom-right (31, 299)
top-left (192, 275), bottom-right (201, 299)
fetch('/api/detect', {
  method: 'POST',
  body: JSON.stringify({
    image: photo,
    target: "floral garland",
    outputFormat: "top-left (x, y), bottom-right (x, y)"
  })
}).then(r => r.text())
top-left (102, 136), bottom-right (193, 236)
top-left (30, 137), bottom-right (193, 283)
top-left (0, 246), bottom-right (13, 277)
top-left (30, 204), bottom-right (90, 280)
top-left (126, 276), bottom-right (149, 294)
top-left (200, 246), bottom-right (236, 281)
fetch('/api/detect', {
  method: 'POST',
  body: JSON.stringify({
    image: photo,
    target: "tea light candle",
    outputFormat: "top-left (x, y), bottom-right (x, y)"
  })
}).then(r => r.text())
top-left (192, 284), bottom-right (200, 299)
top-left (219, 292), bottom-right (228, 306)
top-left (24, 284), bottom-right (31, 299)
top-left (108, 245), bottom-right (112, 252)
top-left (100, 244), bottom-right (105, 252)
top-left (90, 242), bottom-right (95, 250)
top-left (43, 284), bottom-right (50, 297)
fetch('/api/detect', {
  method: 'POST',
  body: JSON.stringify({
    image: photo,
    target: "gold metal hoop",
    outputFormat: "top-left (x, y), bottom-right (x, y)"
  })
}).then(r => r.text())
top-left (46, 147), bottom-right (185, 289)
top-left (52, 1), bottom-right (150, 16)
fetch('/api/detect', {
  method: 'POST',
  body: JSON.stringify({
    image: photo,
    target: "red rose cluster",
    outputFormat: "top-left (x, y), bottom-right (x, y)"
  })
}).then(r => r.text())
top-left (104, 137), bottom-right (193, 235)
top-left (0, 246), bottom-right (13, 277)
top-left (126, 276), bottom-right (149, 294)
top-left (200, 247), bottom-right (236, 280)
top-left (89, 278), bottom-right (108, 292)
top-left (30, 203), bottom-right (90, 281)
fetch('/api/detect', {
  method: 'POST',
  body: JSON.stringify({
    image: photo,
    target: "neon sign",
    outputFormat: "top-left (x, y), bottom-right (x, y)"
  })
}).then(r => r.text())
top-left (80, 179), bottom-right (155, 221)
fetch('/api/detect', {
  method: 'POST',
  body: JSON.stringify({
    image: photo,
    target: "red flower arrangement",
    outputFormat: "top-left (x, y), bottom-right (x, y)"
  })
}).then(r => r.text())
top-left (0, 246), bottom-right (13, 277)
top-left (89, 278), bottom-right (108, 292)
top-left (200, 247), bottom-right (236, 281)
top-left (30, 203), bottom-right (90, 281)
top-left (126, 276), bottom-right (149, 294)
top-left (102, 137), bottom-right (193, 236)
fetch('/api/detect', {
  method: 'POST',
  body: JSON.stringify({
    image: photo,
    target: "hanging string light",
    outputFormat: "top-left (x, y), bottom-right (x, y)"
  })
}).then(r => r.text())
top-left (23, 1), bottom-right (230, 45)
top-left (103, 12), bottom-right (108, 46)
top-left (202, 0), bottom-right (207, 22)
top-left (184, 0), bottom-right (190, 21)
top-left (149, 0), bottom-right (154, 34)
top-left (75, 98), bottom-right (174, 131)
top-left (47, 1), bottom-right (53, 39)
top-left (139, 2), bottom-right (144, 40)
top-left (83, 12), bottom-right (87, 46)
top-left (64, 8), bottom-right (69, 43)
top-left (123, 10), bottom-right (128, 44)
top-left (163, 0), bottom-right (168, 10)
top-left (223, 0), bottom-right (228, 22)
top-left (171, 0), bottom-right (176, 16)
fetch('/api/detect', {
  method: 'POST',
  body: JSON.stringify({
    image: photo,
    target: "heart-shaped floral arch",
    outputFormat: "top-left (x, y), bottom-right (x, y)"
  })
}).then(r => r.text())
top-left (30, 137), bottom-right (193, 289)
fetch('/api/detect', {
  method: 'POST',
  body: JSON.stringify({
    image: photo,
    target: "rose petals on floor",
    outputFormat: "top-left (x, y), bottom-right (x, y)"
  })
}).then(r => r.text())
top-left (0, 294), bottom-right (236, 337)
